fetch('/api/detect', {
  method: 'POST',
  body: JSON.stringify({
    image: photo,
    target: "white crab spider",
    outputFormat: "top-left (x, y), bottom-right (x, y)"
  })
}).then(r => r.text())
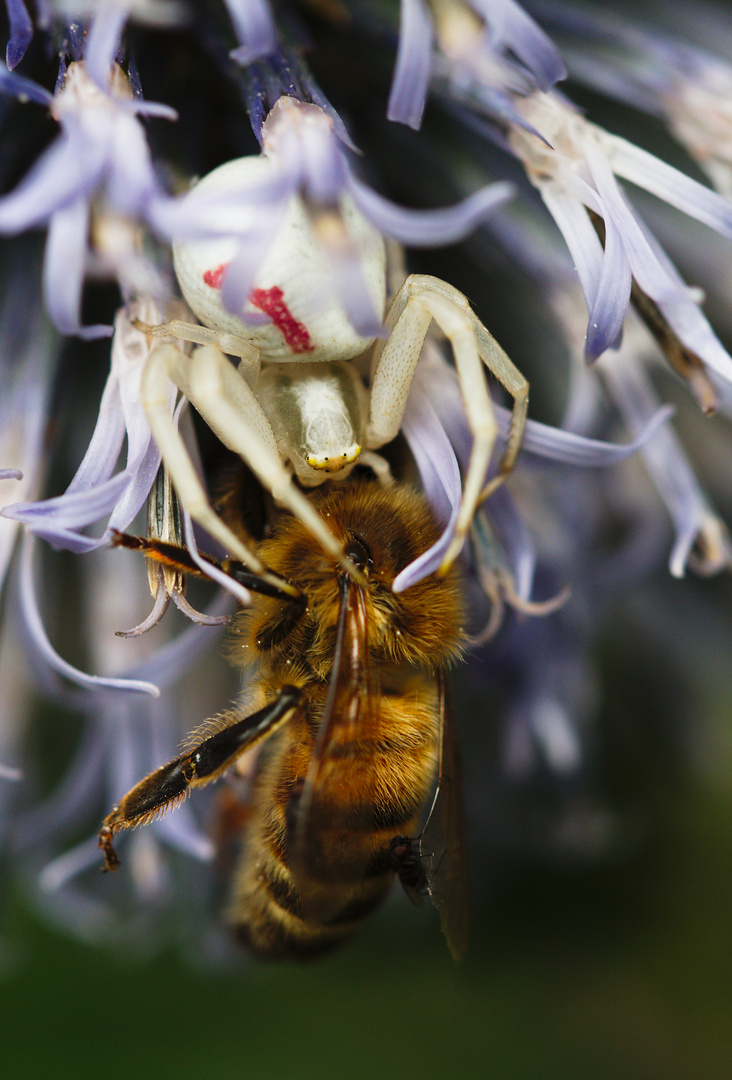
top-left (139, 153), bottom-right (528, 582)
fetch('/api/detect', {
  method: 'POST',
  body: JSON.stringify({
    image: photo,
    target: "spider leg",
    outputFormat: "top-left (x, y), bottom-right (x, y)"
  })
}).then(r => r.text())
top-left (141, 341), bottom-right (273, 581)
top-left (367, 274), bottom-right (528, 572)
top-left (141, 343), bottom-right (362, 584)
top-left (135, 317), bottom-right (260, 380)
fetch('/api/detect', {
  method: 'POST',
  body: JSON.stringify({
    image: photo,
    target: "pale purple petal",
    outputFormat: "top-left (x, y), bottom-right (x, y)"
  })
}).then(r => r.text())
top-left (106, 115), bottom-right (161, 214)
top-left (105, 438), bottom-right (160, 535)
top-left (19, 536), bottom-right (160, 695)
top-left (478, 486), bottom-right (537, 602)
top-left (0, 129), bottom-right (105, 231)
top-left (6, 477), bottom-right (130, 531)
top-left (303, 140), bottom-right (350, 206)
top-left (38, 836), bottom-right (107, 892)
top-left (227, 0), bottom-right (278, 64)
top-left (404, 384), bottom-right (461, 528)
top-left (602, 357), bottom-right (715, 577)
top-left (584, 206), bottom-right (632, 361)
top-left (0, 293), bottom-right (58, 584)
top-left (130, 99), bottom-right (178, 122)
top-left (349, 178), bottom-right (514, 245)
top-left (659, 298), bottom-right (732, 388)
top-left (0, 469), bottom-right (22, 482)
top-left (112, 329), bottom-right (162, 469)
top-left (66, 371), bottom-right (126, 493)
top-left (0, 63), bottom-right (52, 104)
top-left (0, 760), bottom-right (22, 780)
top-left (268, 109), bottom-right (350, 203)
top-left (393, 379), bottom-right (462, 591)
top-left (4, 306), bottom-right (164, 551)
top-left (327, 250), bottom-right (386, 339)
top-left (532, 184), bottom-right (604, 313)
top-left (5, 0), bottom-right (33, 69)
top-left (42, 197), bottom-right (111, 339)
top-left (502, 402), bottom-right (675, 466)
top-left (219, 206), bottom-right (289, 317)
top-left (4, 472), bottom-right (131, 551)
top-left (414, 343), bottom-right (472, 464)
top-left (387, 0), bottom-right (434, 130)
top-left (474, 0), bottom-right (566, 90)
top-left (83, 0), bottom-right (126, 88)
top-left (586, 143), bottom-right (689, 304)
top-left (610, 136), bottom-right (732, 239)
top-left (182, 511), bottom-right (253, 608)
top-left (587, 146), bottom-right (732, 384)
top-left (150, 171), bottom-right (291, 240)
top-left (632, 213), bottom-right (732, 385)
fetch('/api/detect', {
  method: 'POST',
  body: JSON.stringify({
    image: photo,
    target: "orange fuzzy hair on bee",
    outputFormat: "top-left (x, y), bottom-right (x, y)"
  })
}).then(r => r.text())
top-left (226, 481), bottom-right (465, 679)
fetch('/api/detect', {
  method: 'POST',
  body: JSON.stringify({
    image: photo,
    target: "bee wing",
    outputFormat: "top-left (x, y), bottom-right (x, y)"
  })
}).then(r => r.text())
top-left (290, 574), bottom-right (378, 923)
top-left (419, 672), bottom-right (470, 962)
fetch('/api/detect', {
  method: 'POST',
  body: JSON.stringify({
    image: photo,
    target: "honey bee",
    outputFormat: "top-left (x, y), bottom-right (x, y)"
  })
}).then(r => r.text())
top-left (99, 481), bottom-right (468, 960)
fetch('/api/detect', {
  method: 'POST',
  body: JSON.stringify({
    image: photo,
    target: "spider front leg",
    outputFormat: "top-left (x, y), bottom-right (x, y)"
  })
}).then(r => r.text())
top-left (99, 686), bottom-right (303, 871)
top-left (141, 342), bottom-right (362, 586)
top-left (367, 274), bottom-right (528, 572)
top-left (136, 317), bottom-right (261, 383)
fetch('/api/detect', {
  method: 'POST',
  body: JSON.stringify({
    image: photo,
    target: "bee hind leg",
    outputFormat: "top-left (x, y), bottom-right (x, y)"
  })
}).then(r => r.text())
top-left (98, 685), bottom-right (303, 872)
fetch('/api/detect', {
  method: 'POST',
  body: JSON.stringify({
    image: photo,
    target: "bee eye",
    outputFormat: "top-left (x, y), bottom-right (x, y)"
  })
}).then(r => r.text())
top-left (345, 534), bottom-right (372, 573)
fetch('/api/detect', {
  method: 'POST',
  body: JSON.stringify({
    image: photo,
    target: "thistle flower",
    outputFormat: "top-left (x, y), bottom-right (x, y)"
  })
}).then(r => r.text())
top-left (1, 0), bottom-right (732, 960)
top-left (533, 0), bottom-right (732, 198)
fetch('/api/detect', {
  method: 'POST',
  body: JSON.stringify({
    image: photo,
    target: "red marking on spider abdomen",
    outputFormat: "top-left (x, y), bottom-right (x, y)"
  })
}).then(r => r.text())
top-left (202, 269), bottom-right (314, 354)
top-left (249, 286), bottom-right (314, 354)
top-left (203, 263), bottom-right (228, 289)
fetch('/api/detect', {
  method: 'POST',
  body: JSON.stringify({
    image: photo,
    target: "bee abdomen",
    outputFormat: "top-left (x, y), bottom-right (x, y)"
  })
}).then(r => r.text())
top-left (227, 780), bottom-right (406, 959)
top-left (226, 692), bottom-right (438, 960)
top-left (228, 844), bottom-right (392, 960)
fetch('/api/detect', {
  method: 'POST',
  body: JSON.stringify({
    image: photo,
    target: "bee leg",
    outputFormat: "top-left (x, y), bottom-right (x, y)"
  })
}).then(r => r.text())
top-left (111, 531), bottom-right (304, 605)
top-left (389, 836), bottom-right (428, 906)
top-left (98, 685), bottom-right (303, 871)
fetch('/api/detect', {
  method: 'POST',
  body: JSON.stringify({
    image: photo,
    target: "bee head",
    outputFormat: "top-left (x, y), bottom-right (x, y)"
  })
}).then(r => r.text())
top-left (230, 483), bottom-right (464, 672)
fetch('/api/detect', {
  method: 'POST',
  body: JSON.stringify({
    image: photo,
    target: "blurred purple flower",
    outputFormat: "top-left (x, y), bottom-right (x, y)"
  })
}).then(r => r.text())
top-left (4, 0), bottom-right (32, 69)
top-left (388, 0), bottom-right (566, 129)
top-left (507, 90), bottom-right (732, 374)
top-left (0, 6), bottom-right (178, 337)
top-left (226, 0), bottom-right (278, 64)
top-left (2, 300), bottom-right (170, 552)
